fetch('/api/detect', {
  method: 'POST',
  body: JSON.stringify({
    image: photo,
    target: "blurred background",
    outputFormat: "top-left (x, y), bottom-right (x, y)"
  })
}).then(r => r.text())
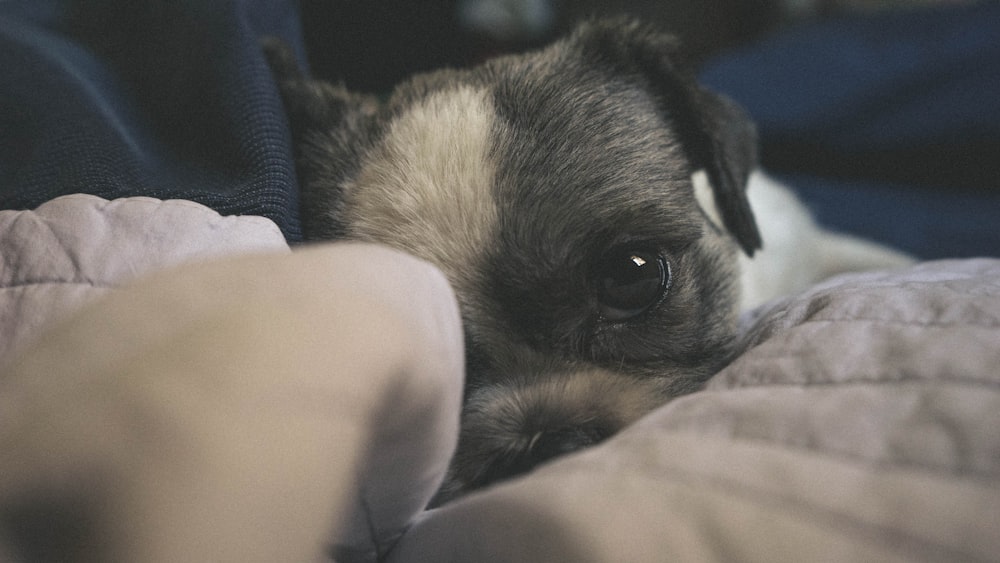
top-left (300, 0), bottom-right (1000, 259)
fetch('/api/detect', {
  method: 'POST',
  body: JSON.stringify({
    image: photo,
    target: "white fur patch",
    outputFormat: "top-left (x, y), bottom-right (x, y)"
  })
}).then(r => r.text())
top-left (342, 86), bottom-right (500, 293)
top-left (691, 169), bottom-right (724, 231)
top-left (738, 171), bottom-right (914, 311)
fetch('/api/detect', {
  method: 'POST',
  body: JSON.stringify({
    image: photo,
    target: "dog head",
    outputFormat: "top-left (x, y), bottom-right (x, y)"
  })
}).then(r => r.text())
top-left (265, 18), bottom-right (760, 502)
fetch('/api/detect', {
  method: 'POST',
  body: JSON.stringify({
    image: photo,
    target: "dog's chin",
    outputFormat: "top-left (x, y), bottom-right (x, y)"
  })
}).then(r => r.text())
top-left (430, 367), bottom-right (703, 506)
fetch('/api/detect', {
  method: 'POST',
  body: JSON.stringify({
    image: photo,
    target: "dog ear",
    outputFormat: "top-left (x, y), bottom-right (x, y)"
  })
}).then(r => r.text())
top-left (261, 37), bottom-right (380, 148)
top-left (687, 88), bottom-right (762, 256)
top-left (571, 19), bottom-right (762, 256)
top-left (261, 37), bottom-right (381, 239)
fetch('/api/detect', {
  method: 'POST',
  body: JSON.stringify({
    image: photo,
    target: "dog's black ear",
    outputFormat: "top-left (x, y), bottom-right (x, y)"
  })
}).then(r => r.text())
top-left (571, 19), bottom-right (762, 256)
top-left (686, 88), bottom-right (762, 256)
top-left (261, 37), bottom-right (380, 147)
top-left (261, 37), bottom-right (381, 239)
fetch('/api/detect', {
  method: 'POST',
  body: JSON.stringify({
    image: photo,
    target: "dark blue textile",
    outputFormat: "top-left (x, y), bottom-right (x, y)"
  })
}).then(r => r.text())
top-left (772, 172), bottom-right (1000, 260)
top-left (0, 0), bottom-right (306, 241)
top-left (701, 3), bottom-right (1000, 259)
top-left (701, 4), bottom-right (1000, 149)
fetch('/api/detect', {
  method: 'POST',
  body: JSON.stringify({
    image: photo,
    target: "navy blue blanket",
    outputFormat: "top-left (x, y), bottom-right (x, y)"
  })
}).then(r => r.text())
top-left (701, 3), bottom-right (1000, 259)
top-left (0, 0), bottom-right (306, 241)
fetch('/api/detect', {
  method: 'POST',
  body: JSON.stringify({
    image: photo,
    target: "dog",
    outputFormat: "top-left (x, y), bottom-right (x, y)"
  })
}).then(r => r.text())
top-left (263, 18), bottom-right (911, 503)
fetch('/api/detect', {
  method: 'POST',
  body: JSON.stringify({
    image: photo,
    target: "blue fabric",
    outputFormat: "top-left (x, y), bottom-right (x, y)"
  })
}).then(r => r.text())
top-left (772, 172), bottom-right (1000, 260)
top-left (0, 0), bottom-right (306, 241)
top-left (701, 3), bottom-right (1000, 150)
top-left (701, 4), bottom-right (1000, 259)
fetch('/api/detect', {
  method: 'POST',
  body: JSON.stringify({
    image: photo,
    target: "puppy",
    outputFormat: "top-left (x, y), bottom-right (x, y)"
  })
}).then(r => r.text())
top-left (263, 18), bottom-right (904, 502)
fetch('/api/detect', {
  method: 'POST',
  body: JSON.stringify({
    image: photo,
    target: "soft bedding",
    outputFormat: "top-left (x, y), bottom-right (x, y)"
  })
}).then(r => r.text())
top-left (1, 195), bottom-right (998, 562)
top-left (0, 194), bottom-right (288, 366)
top-left (390, 259), bottom-right (1000, 563)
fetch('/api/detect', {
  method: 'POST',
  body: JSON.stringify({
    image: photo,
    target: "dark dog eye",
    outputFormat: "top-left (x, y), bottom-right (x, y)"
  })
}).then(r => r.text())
top-left (594, 246), bottom-right (670, 321)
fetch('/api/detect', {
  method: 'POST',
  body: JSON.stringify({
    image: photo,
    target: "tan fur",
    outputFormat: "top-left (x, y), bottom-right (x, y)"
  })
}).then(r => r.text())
top-left (341, 87), bottom-right (501, 299)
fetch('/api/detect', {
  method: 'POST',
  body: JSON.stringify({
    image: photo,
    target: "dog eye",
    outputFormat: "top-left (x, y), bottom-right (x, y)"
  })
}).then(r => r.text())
top-left (594, 246), bottom-right (670, 321)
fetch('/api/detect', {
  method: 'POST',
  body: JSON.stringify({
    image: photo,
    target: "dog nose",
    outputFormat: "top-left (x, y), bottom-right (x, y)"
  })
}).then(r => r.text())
top-left (488, 425), bottom-right (609, 484)
top-left (531, 427), bottom-right (602, 463)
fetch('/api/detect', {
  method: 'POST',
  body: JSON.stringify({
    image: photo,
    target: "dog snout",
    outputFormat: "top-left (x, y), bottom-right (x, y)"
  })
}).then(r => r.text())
top-left (439, 368), bottom-right (677, 500)
top-left (531, 425), bottom-right (607, 463)
top-left (485, 424), bottom-right (611, 485)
